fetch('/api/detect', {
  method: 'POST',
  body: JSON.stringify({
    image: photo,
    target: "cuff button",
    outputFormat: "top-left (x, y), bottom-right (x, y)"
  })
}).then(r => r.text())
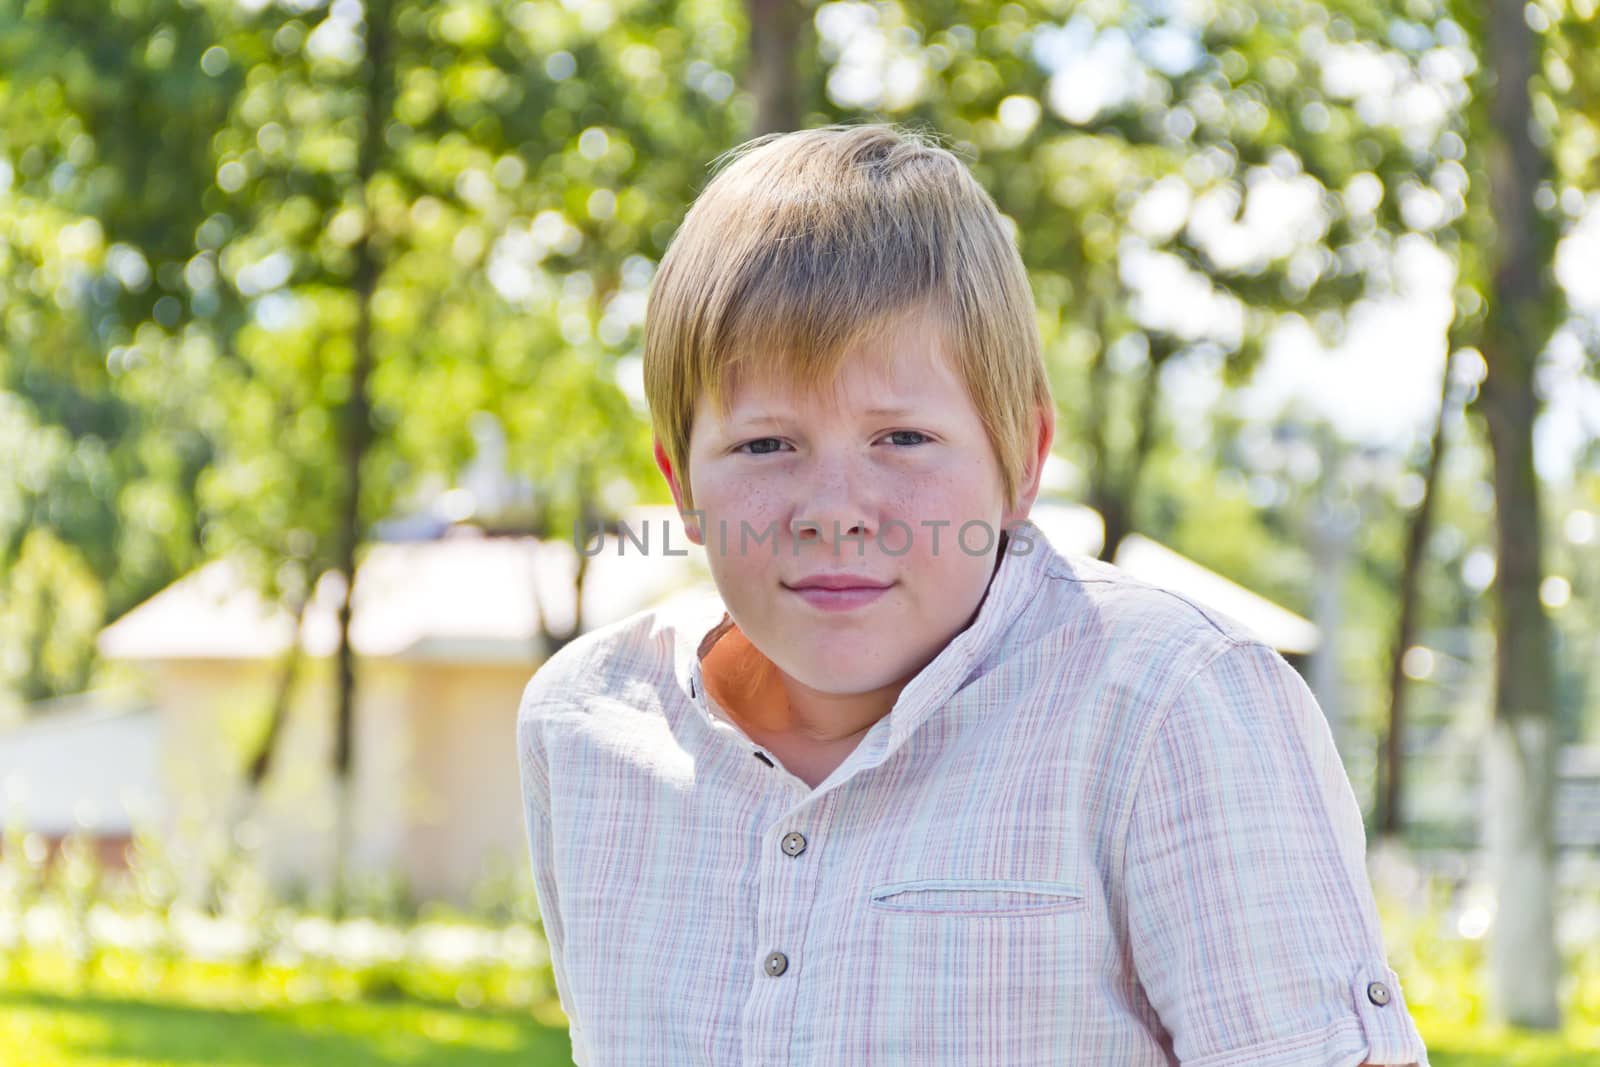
top-left (1366, 980), bottom-right (1392, 1006)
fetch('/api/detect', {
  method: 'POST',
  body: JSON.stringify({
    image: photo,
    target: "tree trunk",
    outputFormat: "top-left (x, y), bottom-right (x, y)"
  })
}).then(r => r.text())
top-left (1376, 349), bottom-right (1458, 838)
top-left (227, 584), bottom-right (308, 851)
top-left (1091, 331), bottom-right (1172, 562)
top-left (245, 587), bottom-right (309, 790)
top-left (1478, 0), bottom-right (1560, 1029)
top-left (1480, 370), bottom-right (1560, 1029)
top-left (1084, 311), bottom-right (1116, 560)
top-left (744, 0), bottom-right (803, 135)
top-left (330, 0), bottom-right (392, 919)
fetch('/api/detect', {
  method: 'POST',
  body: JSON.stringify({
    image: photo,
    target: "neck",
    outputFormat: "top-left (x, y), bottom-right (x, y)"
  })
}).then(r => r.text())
top-left (703, 626), bottom-right (902, 744)
top-left (702, 538), bottom-right (1011, 743)
top-left (773, 669), bottom-right (908, 745)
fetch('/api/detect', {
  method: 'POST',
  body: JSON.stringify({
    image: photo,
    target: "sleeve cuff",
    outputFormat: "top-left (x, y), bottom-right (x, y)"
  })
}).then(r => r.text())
top-left (1351, 961), bottom-right (1429, 1066)
top-left (1185, 961), bottom-right (1429, 1067)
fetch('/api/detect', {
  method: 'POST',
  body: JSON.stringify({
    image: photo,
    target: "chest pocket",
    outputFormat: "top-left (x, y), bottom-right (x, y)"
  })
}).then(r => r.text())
top-left (830, 873), bottom-right (1097, 1064)
top-left (867, 878), bottom-right (1086, 917)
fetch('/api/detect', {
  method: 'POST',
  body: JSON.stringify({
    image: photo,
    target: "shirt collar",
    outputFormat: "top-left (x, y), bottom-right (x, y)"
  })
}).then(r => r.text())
top-left (670, 518), bottom-right (1057, 760)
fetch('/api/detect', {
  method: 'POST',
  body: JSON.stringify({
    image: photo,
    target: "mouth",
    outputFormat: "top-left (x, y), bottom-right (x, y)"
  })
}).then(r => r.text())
top-left (783, 580), bottom-right (894, 612)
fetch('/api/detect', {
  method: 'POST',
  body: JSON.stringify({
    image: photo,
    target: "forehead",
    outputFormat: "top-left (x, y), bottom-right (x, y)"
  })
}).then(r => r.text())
top-left (718, 312), bottom-right (968, 419)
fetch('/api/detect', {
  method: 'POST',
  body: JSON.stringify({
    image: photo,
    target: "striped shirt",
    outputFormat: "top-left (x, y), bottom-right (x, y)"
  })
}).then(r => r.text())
top-left (515, 517), bottom-right (1430, 1065)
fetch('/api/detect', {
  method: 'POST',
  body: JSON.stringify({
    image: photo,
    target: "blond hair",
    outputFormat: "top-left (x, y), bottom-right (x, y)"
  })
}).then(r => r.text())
top-left (642, 123), bottom-right (1051, 512)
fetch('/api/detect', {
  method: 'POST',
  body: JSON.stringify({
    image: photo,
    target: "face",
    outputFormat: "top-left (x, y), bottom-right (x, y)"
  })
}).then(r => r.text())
top-left (655, 308), bottom-right (1052, 701)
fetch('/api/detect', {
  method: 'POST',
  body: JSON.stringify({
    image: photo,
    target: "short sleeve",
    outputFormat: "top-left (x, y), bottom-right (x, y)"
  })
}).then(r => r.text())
top-left (516, 675), bottom-right (590, 1065)
top-left (1123, 639), bottom-right (1429, 1067)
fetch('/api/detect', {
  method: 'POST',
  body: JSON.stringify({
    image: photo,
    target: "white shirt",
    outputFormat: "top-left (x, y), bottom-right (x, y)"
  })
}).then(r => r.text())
top-left (515, 518), bottom-right (1430, 1065)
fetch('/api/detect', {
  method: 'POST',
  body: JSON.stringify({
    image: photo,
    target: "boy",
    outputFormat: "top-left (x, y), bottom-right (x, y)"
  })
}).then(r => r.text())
top-left (516, 123), bottom-right (1428, 1066)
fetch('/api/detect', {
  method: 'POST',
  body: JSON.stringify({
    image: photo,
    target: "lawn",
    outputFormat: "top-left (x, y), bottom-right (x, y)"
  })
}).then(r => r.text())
top-left (0, 988), bottom-right (577, 1067)
top-left (4, 948), bottom-right (1599, 1066)
top-left (4, 866), bottom-right (1598, 1067)
top-left (0, 951), bottom-right (580, 1067)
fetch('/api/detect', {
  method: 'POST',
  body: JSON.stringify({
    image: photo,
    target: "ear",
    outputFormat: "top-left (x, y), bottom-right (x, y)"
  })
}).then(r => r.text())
top-left (1002, 404), bottom-right (1056, 528)
top-left (653, 437), bottom-right (703, 545)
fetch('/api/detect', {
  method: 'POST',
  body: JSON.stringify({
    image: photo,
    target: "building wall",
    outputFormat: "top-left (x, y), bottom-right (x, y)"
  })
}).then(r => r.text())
top-left (149, 657), bottom-right (414, 901)
top-left (143, 654), bottom-right (537, 906)
top-left (404, 661), bottom-right (534, 902)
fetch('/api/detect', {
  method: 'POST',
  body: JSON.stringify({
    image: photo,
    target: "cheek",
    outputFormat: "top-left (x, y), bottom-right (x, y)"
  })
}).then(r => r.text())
top-left (691, 476), bottom-right (789, 571)
top-left (704, 483), bottom-right (784, 534)
top-left (692, 465), bottom-right (780, 519)
top-left (894, 465), bottom-right (1001, 527)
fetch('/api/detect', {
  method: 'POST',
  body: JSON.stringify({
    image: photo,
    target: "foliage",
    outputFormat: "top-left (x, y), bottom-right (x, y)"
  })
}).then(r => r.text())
top-left (0, 526), bottom-right (102, 709)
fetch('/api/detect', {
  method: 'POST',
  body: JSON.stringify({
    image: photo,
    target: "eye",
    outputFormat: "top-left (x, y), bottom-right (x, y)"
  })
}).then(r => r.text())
top-left (735, 437), bottom-right (788, 455)
top-left (883, 430), bottom-right (931, 447)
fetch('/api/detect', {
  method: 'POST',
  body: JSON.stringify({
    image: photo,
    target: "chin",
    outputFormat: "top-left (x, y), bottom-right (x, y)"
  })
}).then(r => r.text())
top-left (784, 656), bottom-right (911, 697)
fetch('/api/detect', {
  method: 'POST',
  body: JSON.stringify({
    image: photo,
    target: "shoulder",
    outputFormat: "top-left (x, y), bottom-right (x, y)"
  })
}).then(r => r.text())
top-left (516, 598), bottom-right (697, 728)
top-left (1142, 636), bottom-right (1334, 782)
top-left (1016, 547), bottom-right (1259, 685)
top-left (1034, 559), bottom-right (1320, 784)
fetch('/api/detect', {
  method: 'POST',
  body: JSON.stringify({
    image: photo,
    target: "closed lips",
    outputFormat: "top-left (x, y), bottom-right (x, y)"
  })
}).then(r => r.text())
top-left (786, 576), bottom-right (893, 590)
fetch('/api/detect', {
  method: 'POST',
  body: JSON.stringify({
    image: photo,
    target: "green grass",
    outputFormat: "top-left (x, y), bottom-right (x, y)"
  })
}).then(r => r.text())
top-left (7, 982), bottom-right (1599, 1067)
top-left (1402, 965), bottom-right (1600, 1065)
top-left (3, 933), bottom-right (1599, 1066)
top-left (0, 952), bottom-right (579, 1067)
top-left (1369, 881), bottom-right (1600, 1066)
top-left (0, 990), bottom-right (578, 1067)
top-left (1422, 1029), bottom-right (1600, 1066)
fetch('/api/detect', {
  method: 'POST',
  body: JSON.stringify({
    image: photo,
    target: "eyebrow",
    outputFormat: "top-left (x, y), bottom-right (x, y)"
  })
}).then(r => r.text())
top-left (731, 405), bottom-right (922, 427)
top-left (728, 414), bottom-right (789, 430)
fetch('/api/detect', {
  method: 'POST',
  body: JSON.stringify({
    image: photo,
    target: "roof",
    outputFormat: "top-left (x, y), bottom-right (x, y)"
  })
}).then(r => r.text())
top-left (98, 506), bottom-right (710, 664)
top-left (1028, 501), bottom-right (1320, 655)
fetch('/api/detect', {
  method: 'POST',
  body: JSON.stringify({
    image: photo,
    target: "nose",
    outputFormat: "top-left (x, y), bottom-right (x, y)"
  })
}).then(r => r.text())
top-left (790, 454), bottom-right (878, 553)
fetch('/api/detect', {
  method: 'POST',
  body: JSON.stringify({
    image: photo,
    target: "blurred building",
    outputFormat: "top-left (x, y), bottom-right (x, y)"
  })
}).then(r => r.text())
top-left (90, 507), bottom-right (709, 904)
top-left (0, 689), bottom-right (157, 871)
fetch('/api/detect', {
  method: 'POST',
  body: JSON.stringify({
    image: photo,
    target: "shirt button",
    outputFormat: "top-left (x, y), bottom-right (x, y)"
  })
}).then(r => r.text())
top-left (1366, 981), bottom-right (1392, 1006)
top-left (781, 831), bottom-right (808, 857)
top-left (764, 950), bottom-right (789, 977)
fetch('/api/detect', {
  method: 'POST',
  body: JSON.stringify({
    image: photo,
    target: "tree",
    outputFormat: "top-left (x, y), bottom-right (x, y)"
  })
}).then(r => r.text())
top-left (1453, 0), bottom-right (1564, 1031)
top-left (745, 0), bottom-right (807, 134)
top-left (1377, 347), bottom-right (1459, 838)
top-left (0, 0), bottom-right (241, 709)
top-left (193, 0), bottom-right (746, 901)
top-left (326, 0), bottom-right (395, 915)
top-left (1378, 0), bottom-right (1598, 1029)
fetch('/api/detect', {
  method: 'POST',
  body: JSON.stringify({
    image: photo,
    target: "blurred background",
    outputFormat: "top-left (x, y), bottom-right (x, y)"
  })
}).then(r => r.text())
top-left (0, 0), bottom-right (1597, 1062)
